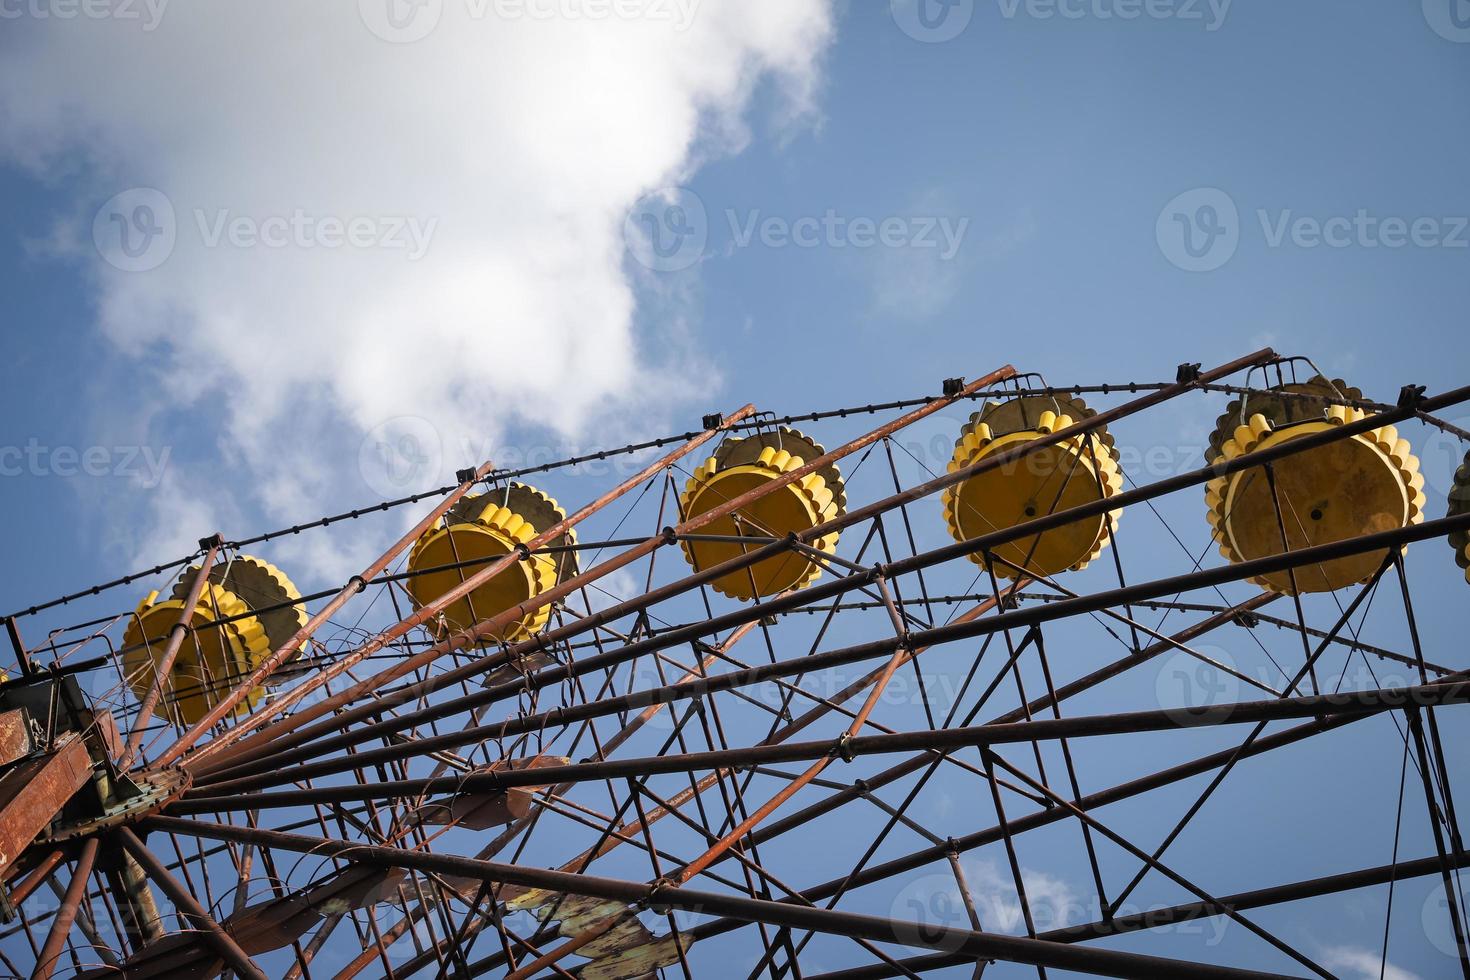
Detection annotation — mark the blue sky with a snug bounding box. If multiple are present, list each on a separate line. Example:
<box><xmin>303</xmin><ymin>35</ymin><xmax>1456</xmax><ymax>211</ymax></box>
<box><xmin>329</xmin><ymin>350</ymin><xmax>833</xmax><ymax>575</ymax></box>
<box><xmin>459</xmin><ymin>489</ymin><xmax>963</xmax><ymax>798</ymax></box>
<box><xmin>1</xmin><ymin>1</ymin><xmax>1469</xmax><ymax>976</ymax></box>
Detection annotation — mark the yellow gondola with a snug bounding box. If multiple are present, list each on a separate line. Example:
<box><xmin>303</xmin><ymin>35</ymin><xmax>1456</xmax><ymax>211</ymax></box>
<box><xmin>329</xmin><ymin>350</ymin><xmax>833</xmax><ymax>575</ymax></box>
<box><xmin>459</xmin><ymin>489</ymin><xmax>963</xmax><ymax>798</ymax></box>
<box><xmin>677</xmin><ymin>428</ymin><xmax>845</xmax><ymax>601</ymax></box>
<box><xmin>1449</xmin><ymin>450</ymin><xmax>1470</xmax><ymax>585</ymax></box>
<box><xmin>941</xmin><ymin>396</ymin><xmax>1122</xmax><ymax>580</ymax></box>
<box><xmin>123</xmin><ymin>555</ymin><xmax>303</xmax><ymax>726</ymax></box>
<box><xmin>1204</xmin><ymin>377</ymin><xmax>1426</xmax><ymax>594</ymax></box>
<box><xmin>405</xmin><ymin>482</ymin><xmax>575</xmax><ymax>644</ymax></box>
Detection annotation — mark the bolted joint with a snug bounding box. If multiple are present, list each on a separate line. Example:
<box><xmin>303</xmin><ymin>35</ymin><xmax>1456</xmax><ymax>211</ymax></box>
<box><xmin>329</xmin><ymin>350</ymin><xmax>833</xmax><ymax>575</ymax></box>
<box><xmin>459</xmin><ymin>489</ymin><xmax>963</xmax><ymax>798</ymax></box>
<box><xmin>660</xmin><ymin>526</ymin><xmax>678</xmax><ymax>545</ymax></box>
<box><xmin>198</xmin><ymin>533</ymin><xmax>224</xmax><ymax>551</ymax></box>
<box><xmin>513</xmin><ymin>542</ymin><xmax>532</xmax><ymax>560</ymax></box>
<box><xmin>1175</xmin><ymin>362</ymin><xmax>1202</xmax><ymax>385</ymax></box>
<box><xmin>833</xmin><ymin>732</ymin><xmax>856</xmax><ymax>764</ymax></box>
<box><xmin>1397</xmin><ymin>384</ymin><xmax>1427</xmax><ymax>410</ymax></box>
<box><xmin>645</xmin><ymin>878</ymin><xmax>676</xmax><ymax>915</ymax></box>
<box><xmin>347</xmin><ymin>574</ymin><xmax>369</xmax><ymax>594</ymax></box>
<box><xmin>455</xmin><ymin>466</ymin><xmax>478</xmax><ymax>485</ymax></box>
<box><xmin>1232</xmin><ymin>610</ymin><xmax>1260</xmax><ymax>629</ymax></box>
<box><xmin>702</xmin><ymin>412</ymin><xmax>723</xmax><ymax>430</ymax></box>
<box><xmin>942</xmin><ymin>377</ymin><xmax>965</xmax><ymax>398</ymax></box>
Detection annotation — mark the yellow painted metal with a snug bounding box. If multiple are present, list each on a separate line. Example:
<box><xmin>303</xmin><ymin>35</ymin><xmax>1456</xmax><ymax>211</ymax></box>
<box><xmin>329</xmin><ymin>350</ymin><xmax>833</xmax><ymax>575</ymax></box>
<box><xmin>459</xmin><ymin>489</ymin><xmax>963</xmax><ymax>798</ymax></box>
<box><xmin>169</xmin><ymin>555</ymin><xmax>309</xmax><ymax>661</ymax></box>
<box><xmin>506</xmin><ymin>890</ymin><xmax>688</xmax><ymax>980</ymax></box>
<box><xmin>405</xmin><ymin>482</ymin><xmax>568</xmax><ymax>644</ymax></box>
<box><xmin>677</xmin><ymin>427</ymin><xmax>845</xmax><ymax>602</ymax></box>
<box><xmin>122</xmin><ymin>583</ymin><xmax>271</xmax><ymax>726</ymax></box>
<box><xmin>1206</xmin><ymin>399</ymin><xmax>1426</xmax><ymax>595</ymax></box>
<box><xmin>941</xmin><ymin>396</ymin><xmax>1122</xmax><ymax>580</ymax></box>
<box><xmin>1446</xmin><ymin>450</ymin><xmax>1470</xmax><ymax>585</ymax></box>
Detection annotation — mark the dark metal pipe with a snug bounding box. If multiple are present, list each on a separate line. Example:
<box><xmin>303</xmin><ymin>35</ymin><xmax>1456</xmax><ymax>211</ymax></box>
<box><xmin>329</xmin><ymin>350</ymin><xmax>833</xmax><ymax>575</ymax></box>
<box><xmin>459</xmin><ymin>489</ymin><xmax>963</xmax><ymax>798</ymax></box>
<box><xmin>176</xmin><ymin>678</ymin><xmax>1470</xmax><ymax>811</ymax></box>
<box><xmin>203</xmin><ymin>356</ymin><xmax>1287</xmax><ymax>773</ymax></box>
<box><xmin>209</xmin><ymin>370</ymin><xmax>1470</xmax><ymax>781</ymax></box>
<box><xmin>805</xmin><ymin>849</ymin><xmax>1470</xmax><ymax>979</ymax></box>
<box><xmin>139</xmin><ymin>816</ymin><xmax>1289</xmax><ymax>980</ymax></box>
<box><xmin>194</xmin><ymin>511</ymin><xmax>1470</xmax><ymax>795</ymax></box>
<box><xmin>118</xmin><ymin>828</ymin><xmax>266</xmax><ymax>980</ymax></box>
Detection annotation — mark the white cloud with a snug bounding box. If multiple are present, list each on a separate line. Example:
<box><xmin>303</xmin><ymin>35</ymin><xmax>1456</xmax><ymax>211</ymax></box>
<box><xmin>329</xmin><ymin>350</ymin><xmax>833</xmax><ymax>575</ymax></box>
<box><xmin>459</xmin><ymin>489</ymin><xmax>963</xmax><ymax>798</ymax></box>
<box><xmin>963</xmin><ymin>859</ymin><xmax>1081</xmax><ymax>934</ymax></box>
<box><xmin>0</xmin><ymin>0</ymin><xmax>832</xmax><ymax>579</ymax></box>
<box><xmin>1320</xmin><ymin>945</ymin><xmax>1421</xmax><ymax>980</ymax></box>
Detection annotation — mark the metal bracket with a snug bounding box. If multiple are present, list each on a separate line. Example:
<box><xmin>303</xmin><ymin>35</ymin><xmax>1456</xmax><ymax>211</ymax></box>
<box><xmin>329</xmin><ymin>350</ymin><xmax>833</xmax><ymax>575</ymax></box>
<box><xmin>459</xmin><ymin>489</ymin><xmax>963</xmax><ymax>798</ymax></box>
<box><xmin>833</xmin><ymin>733</ymin><xmax>855</xmax><ymax>763</ymax></box>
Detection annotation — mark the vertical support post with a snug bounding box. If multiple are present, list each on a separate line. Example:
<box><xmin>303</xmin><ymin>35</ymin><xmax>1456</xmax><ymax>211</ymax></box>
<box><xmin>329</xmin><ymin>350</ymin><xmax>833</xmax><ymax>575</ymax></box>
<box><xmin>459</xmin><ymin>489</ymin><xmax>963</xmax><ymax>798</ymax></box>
<box><xmin>118</xmin><ymin>828</ymin><xmax>266</xmax><ymax>980</ymax></box>
<box><xmin>120</xmin><ymin>536</ymin><xmax>222</xmax><ymax>769</ymax></box>
<box><xmin>33</xmin><ymin>837</ymin><xmax>99</xmax><ymax>980</ymax></box>
<box><xmin>4</xmin><ymin>617</ymin><xmax>31</xmax><ymax>678</ymax></box>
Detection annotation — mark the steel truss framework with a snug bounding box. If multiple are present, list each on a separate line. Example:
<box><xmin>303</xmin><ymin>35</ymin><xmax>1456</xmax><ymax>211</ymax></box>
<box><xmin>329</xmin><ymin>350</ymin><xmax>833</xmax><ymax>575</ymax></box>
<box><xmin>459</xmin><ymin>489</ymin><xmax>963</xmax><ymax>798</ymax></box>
<box><xmin>1</xmin><ymin>347</ymin><xmax>1468</xmax><ymax>979</ymax></box>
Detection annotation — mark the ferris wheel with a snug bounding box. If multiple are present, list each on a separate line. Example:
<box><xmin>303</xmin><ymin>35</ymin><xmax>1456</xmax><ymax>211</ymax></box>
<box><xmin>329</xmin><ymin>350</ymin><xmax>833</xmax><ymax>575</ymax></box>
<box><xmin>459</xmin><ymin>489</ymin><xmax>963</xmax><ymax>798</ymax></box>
<box><xmin>1</xmin><ymin>346</ymin><xmax>1468</xmax><ymax>979</ymax></box>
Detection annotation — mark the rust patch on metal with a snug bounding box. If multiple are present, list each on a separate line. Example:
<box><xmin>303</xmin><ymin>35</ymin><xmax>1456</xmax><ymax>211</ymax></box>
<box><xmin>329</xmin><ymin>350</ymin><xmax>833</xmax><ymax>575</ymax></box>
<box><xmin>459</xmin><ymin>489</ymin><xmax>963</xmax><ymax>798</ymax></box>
<box><xmin>0</xmin><ymin>734</ymin><xmax>92</xmax><ymax>877</ymax></box>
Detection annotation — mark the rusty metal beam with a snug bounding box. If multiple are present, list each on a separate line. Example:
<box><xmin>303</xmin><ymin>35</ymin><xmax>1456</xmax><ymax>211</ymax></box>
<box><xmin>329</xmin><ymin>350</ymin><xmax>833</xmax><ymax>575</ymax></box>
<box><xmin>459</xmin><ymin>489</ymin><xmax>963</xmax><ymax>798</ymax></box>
<box><xmin>805</xmin><ymin>849</ymin><xmax>1470</xmax><ymax>979</ymax></box>
<box><xmin>141</xmin><ymin>816</ymin><xmax>1289</xmax><ymax>980</ymax></box>
<box><xmin>189</xmin><ymin>403</ymin><xmax>763</xmax><ymax>773</ymax></box>
<box><xmin>120</xmin><ymin>538</ymin><xmax>220</xmax><ymax>768</ymax></box>
<box><xmin>0</xmin><ymin>709</ymin><xmax>32</xmax><ymax>768</ymax></box>
<box><xmin>191</xmin><ymin>508</ymin><xmax>1470</xmax><ymax>797</ymax></box>
<box><xmin>32</xmin><ymin>836</ymin><xmax>98</xmax><ymax>980</ymax></box>
<box><xmin>175</xmin><ymin>677</ymin><xmax>1470</xmax><ymax>812</ymax></box>
<box><xmin>150</xmin><ymin>460</ymin><xmax>499</xmax><ymax>769</ymax></box>
<box><xmin>0</xmin><ymin>735</ymin><xmax>91</xmax><ymax>879</ymax></box>
<box><xmin>190</xmin><ymin>367</ymin><xmax>1018</xmax><ymax>774</ymax></box>
<box><xmin>117</xmin><ymin>828</ymin><xmax>266</xmax><ymax>980</ymax></box>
